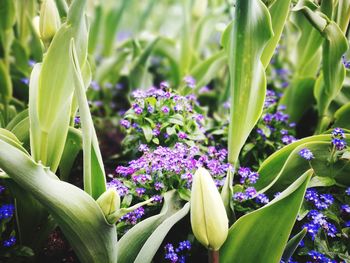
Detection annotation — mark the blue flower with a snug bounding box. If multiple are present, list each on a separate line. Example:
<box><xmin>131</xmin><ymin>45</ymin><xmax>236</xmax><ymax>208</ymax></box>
<box><xmin>299</xmin><ymin>148</ymin><xmax>314</xmax><ymax>161</ymax></box>
<box><xmin>0</xmin><ymin>204</ymin><xmax>15</xmax><ymax>219</ymax></box>
<box><xmin>305</xmin><ymin>188</ymin><xmax>318</xmax><ymax>202</ymax></box>
<box><xmin>346</xmin><ymin>187</ymin><xmax>350</xmax><ymax>196</ymax></box>
<box><xmin>255</xmin><ymin>193</ymin><xmax>269</xmax><ymax>204</ymax></box>
<box><xmin>341</xmin><ymin>204</ymin><xmax>350</xmax><ymax>213</ymax></box>
<box><xmin>3</xmin><ymin>236</ymin><xmax>16</xmax><ymax>247</ymax></box>
<box><xmin>120</xmin><ymin>119</ymin><xmax>130</xmax><ymax>129</ymax></box>
<box><xmin>233</xmin><ymin>192</ymin><xmax>247</xmax><ymax>202</ymax></box>
<box><xmin>331</xmin><ymin>127</ymin><xmax>345</xmax><ymax>138</ymax></box>
<box><xmin>331</xmin><ymin>138</ymin><xmax>346</xmax><ymax>151</ymax></box>
<box><xmin>308</xmin><ymin>250</ymin><xmax>336</xmax><ymax>263</ymax></box>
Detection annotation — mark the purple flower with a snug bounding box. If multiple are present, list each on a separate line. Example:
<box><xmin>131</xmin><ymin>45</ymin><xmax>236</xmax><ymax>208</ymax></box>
<box><xmin>120</xmin><ymin>207</ymin><xmax>145</xmax><ymax>225</ymax></box>
<box><xmin>161</xmin><ymin>106</ymin><xmax>170</xmax><ymax>114</ymax></box>
<box><xmin>332</xmin><ymin>127</ymin><xmax>345</xmax><ymax>138</ymax></box>
<box><xmin>177</xmin><ymin>240</ymin><xmax>191</xmax><ymax>252</ymax></box>
<box><xmin>245</xmin><ymin>187</ymin><xmax>257</xmax><ymax>198</ymax></box>
<box><xmin>139</xmin><ymin>144</ymin><xmax>149</xmax><ymax>152</ymax></box>
<box><xmin>147</xmin><ymin>105</ymin><xmax>154</xmax><ymax>113</ymax></box>
<box><xmin>308</xmin><ymin>250</ymin><xmax>336</xmax><ymax>263</ymax></box>
<box><xmin>299</xmin><ymin>148</ymin><xmax>314</xmax><ymax>161</ymax></box>
<box><xmin>303</xmin><ymin>222</ymin><xmax>320</xmax><ymax>240</ymax></box>
<box><xmin>120</xmin><ymin>119</ymin><xmax>131</xmax><ymax>129</ymax></box>
<box><xmin>331</xmin><ymin>138</ymin><xmax>346</xmax><ymax>151</ymax></box>
<box><xmin>281</xmin><ymin>135</ymin><xmax>296</xmax><ymax>145</ymax></box>
<box><xmin>233</xmin><ymin>192</ymin><xmax>247</xmax><ymax>202</ymax></box>
<box><xmin>133</xmin><ymin>105</ymin><xmax>143</xmax><ymax>115</ymax></box>
<box><xmin>255</xmin><ymin>193</ymin><xmax>269</xmax><ymax>204</ymax></box>
<box><xmin>263</xmin><ymin>113</ymin><xmax>274</xmax><ymax>123</ymax></box>
<box><xmin>160</xmin><ymin>81</ymin><xmax>169</xmax><ymax>89</ymax></box>
<box><xmin>20</xmin><ymin>78</ymin><xmax>29</xmax><ymax>85</ymax></box>
<box><xmin>90</xmin><ymin>81</ymin><xmax>100</xmax><ymax>91</ymax></box>
<box><xmin>152</xmin><ymin>195</ymin><xmax>163</xmax><ymax>203</ymax></box>
<box><xmin>184</xmin><ymin>76</ymin><xmax>196</xmax><ymax>88</ymax></box>
<box><xmin>135</xmin><ymin>188</ymin><xmax>146</xmax><ymax>196</ymax></box>
<box><xmin>305</xmin><ymin>188</ymin><xmax>318</xmax><ymax>202</ymax></box>
<box><xmin>74</xmin><ymin>116</ymin><xmax>80</xmax><ymax>125</ymax></box>
<box><xmin>341</xmin><ymin>204</ymin><xmax>350</xmax><ymax>213</ymax></box>
<box><xmin>178</xmin><ymin>132</ymin><xmax>188</xmax><ymax>139</ymax></box>
<box><xmin>346</xmin><ymin>187</ymin><xmax>350</xmax><ymax>195</ymax></box>
<box><xmin>315</xmin><ymin>194</ymin><xmax>334</xmax><ymax>210</ymax></box>
<box><xmin>116</xmin><ymin>166</ymin><xmax>135</xmax><ymax>177</ymax></box>
<box><xmin>154</xmin><ymin>182</ymin><xmax>164</xmax><ymax>191</ymax></box>
<box><xmin>107</xmin><ymin>179</ymin><xmax>129</xmax><ymax>196</ymax></box>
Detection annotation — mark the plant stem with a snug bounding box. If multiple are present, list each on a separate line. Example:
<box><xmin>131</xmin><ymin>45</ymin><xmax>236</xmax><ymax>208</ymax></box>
<box><xmin>208</xmin><ymin>250</ymin><xmax>219</xmax><ymax>263</ymax></box>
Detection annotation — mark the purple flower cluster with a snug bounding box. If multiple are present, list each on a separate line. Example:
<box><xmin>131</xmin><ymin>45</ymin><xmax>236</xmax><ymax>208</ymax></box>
<box><xmin>121</xmin><ymin>85</ymin><xmax>206</xmax><ymax>149</ymax></box>
<box><xmin>299</xmin><ymin>148</ymin><xmax>314</xmax><ymax>161</ymax></box>
<box><xmin>331</xmin><ymin>128</ymin><xmax>347</xmax><ymax>151</ymax></box>
<box><xmin>119</xmin><ymin>207</ymin><xmax>145</xmax><ymax>225</ymax></box>
<box><xmin>307</xmin><ymin>250</ymin><xmax>337</xmax><ymax>263</ymax></box>
<box><xmin>305</xmin><ymin>189</ymin><xmax>334</xmax><ymax>210</ymax></box>
<box><xmin>342</xmin><ymin>55</ymin><xmax>350</xmax><ymax>69</ymax></box>
<box><xmin>115</xmin><ymin>143</ymin><xmax>230</xmax><ymax>186</ymax></box>
<box><xmin>264</xmin><ymin>89</ymin><xmax>278</xmax><ymax>108</ymax></box>
<box><xmin>164</xmin><ymin>240</ymin><xmax>191</xmax><ymax>263</ymax></box>
<box><xmin>303</xmin><ymin>210</ymin><xmax>337</xmax><ymax>240</ymax></box>
<box><xmin>107</xmin><ymin>178</ymin><xmax>129</xmax><ymax>196</ymax></box>
<box><xmin>232</xmin><ymin>167</ymin><xmax>269</xmax><ymax>205</ymax></box>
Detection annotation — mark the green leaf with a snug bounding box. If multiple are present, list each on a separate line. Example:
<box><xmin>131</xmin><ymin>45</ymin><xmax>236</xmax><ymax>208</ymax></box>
<box><xmin>141</xmin><ymin>125</ymin><xmax>153</xmax><ymax>143</ymax></box>
<box><xmin>0</xmin><ymin>0</ymin><xmax>16</xmax><ymax>30</ymax></box>
<box><xmin>279</xmin><ymin>77</ymin><xmax>315</xmax><ymax>122</ymax></box>
<box><xmin>0</xmin><ymin>138</ymin><xmax>118</xmax><ymax>263</ymax></box>
<box><xmin>334</xmin><ymin>103</ymin><xmax>350</xmax><ymax>129</ymax></box>
<box><xmin>220</xmin><ymin>170</ymin><xmax>312</xmax><ymax>263</ymax></box>
<box><xmin>0</xmin><ymin>60</ymin><xmax>12</xmax><ymax>102</ymax></box>
<box><xmin>59</xmin><ymin>127</ymin><xmax>82</xmax><ymax>182</ymax></box>
<box><xmin>6</xmin><ymin>109</ymin><xmax>29</xmax><ymax>146</ymax></box>
<box><xmin>190</xmin><ymin>50</ymin><xmax>226</xmax><ymax>91</ymax></box>
<box><xmin>282</xmin><ymin>228</ymin><xmax>307</xmax><ymax>262</ymax></box>
<box><xmin>118</xmin><ymin>191</ymin><xmax>188</xmax><ymax>263</ymax></box>
<box><xmin>261</xmin><ymin>0</ymin><xmax>292</xmax><ymax>68</ymax></box>
<box><xmin>334</xmin><ymin>0</ymin><xmax>350</xmax><ymax>32</ymax></box>
<box><xmin>222</xmin><ymin>0</ymin><xmax>273</xmax><ymax>164</ymax></box>
<box><xmin>70</xmin><ymin>40</ymin><xmax>106</xmax><ymax>199</ymax></box>
<box><xmin>257</xmin><ymin>134</ymin><xmax>350</xmax><ymax>193</ymax></box>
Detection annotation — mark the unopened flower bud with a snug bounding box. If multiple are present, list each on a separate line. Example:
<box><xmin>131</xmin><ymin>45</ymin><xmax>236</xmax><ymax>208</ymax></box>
<box><xmin>39</xmin><ymin>0</ymin><xmax>61</xmax><ymax>42</ymax></box>
<box><xmin>190</xmin><ymin>167</ymin><xmax>228</xmax><ymax>251</ymax></box>
<box><xmin>192</xmin><ymin>0</ymin><xmax>208</xmax><ymax>18</ymax></box>
<box><xmin>96</xmin><ymin>189</ymin><xmax>120</xmax><ymax>218</ymax></box>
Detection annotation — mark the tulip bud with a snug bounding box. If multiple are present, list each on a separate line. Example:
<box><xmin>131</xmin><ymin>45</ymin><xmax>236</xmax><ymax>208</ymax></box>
<box><xmin>39</xmin><ymin>0</ymin><xmax>61</xmax><ymax>43</ymax></box>
<box><xmin>96</xmin><ymin>189</ymin><xmax>120</xmax><ymax>218</ymax></box>
<box><xmin>190</xmin><ymin>167</ymin><xmax>228</xmax><ymax>251</ymax></box>
<box><xmin>32</xmin><ymin>16</ymin><xmax>41</xmax><ymax>37</ymax></box>
<box><xmin>192</xmin><ymin>0</ymin><xmax>208</xmax><ymax>18</ymax></box>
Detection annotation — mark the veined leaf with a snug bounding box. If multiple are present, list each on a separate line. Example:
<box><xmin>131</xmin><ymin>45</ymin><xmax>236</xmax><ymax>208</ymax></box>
<box><xmin>257</xmin><ymin>134</ymin><xmax>350</xmax><ymax>193</ymax></box>
<box><xmin>222</xmin><ymin>0</ymin><xmax>273</xmax><ymax>164</ymax></box>
<box><xmin>0</xmin><ymin>138</ymin><xmax>118</xmax><ymax>263</ymax></box>
<box><xmin>6</xmin><ymin>109</ymin><xmax>30</xmax><ymax>146</ymax></box>
<box><xmin>118</xmin><ymin>191</ymin><xmax>187</xmax><ymax>263</ymax></box>
<box><xmin>220</xmin><ymin>170</ymin><xmax>312</xmax><ymax>263</ymax></box>
<box><xmin>70</xmin><ymin>40</ymin><xmax>106</xmax><ymax>199</ymax></box>
<box><xmin>261</xmin><ymin>0</ymin><xmax>291</xmax><ymax>68</ymax></box>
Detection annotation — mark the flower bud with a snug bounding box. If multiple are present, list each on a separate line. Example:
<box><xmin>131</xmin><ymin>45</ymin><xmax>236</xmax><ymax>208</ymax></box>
<box><xmin>192</xmin><ymin>0</ymin><xmax>208</xmax><ymax>18</ymax></box>
<box><xmin>32</xmin><ymin>16</ymin><xmax>41</xmax><ymax>37</ymax></box>
<box><xmin>190</xmin><ymin>167</ymin><xmax>228</xmax><ymax>251</ymax></box>
<box><xmin>39</xmin><ymin>0</ymin><xmax>61</xmax><ymax>43</ymax></box>
<box><xmin>96</xmin><ymin>189</ymin><xmax>120</xmax><ymax>218</ymax></box>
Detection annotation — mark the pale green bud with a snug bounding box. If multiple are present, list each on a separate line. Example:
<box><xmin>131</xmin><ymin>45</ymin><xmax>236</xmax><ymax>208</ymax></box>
<box><xmin>96</xmin><ymin>189</ymin><xmax>120</xmax><ymax>218</ymax></box>
<box><xmin>39</xmin><ymin>0</ymin><xmax>61</xmax><ymax>42</ymax></box>
<box><xmin>190</xmin><ymin>167</ymin><xmax>228</xmax><ymax>251</ymax></box>
<box><xmin>32</xmin><ymin>16</ymin><xmax>41</xmax><ymax>37</ymax></box>
<box><xmin>192</xmin><ymin>0</ymin><xmax>208</xmax><ymax>18</ymax></box>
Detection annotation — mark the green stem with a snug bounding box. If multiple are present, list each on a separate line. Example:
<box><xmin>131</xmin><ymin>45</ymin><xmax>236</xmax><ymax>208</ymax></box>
<box><xmin>208</xmin><ymin>250</ymin><xmax>219</xmax><ymax>263</ymax></box>
<box><xmin>40</xmin><ymin>131</ymin><xmax>49</xmax><ymax>165</ymax></box>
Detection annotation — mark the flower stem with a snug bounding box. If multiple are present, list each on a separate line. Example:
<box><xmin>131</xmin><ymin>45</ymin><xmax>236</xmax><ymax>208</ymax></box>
<box><xmin>208</xmin><ymin>250</ymin><xmax>219</xmax><ymax>263</ymax></box>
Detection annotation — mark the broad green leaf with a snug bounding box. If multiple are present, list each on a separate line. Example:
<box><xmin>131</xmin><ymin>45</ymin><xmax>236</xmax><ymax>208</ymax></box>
<box><xmin>6</xmin><ymin>109</ymin><xmax>29</xmax><ymax>146</ymax></box>
<box><xmin>0</xmin><ymin>0</ymin><xmax>16</xmax><ymax>30</ymax></box>
<box><xmin>179</xmin><ymin>0</ymin><xmax>192</xmax><ymax>77</ymax></box>
<box><xmin>102</xmin><ymin>1</ymin><xmax>129</xmax><ymax>56</ymax></box>
<box><xmin>118</xmin><ymin>191</ymin><xmax>185</xmax><ymax>263</ymax></box>
<box><xmin>88</xmin><ymin>3</ymin><xmax>102</xmax><ymax>54</ymax></box>
<box><xmin>334</xmin><ymin>103</ymin><xmax>350</xmax><ymax>129</ymax></box>
<box><xmin>30</xmin><ymin>0</ymin><xmax>89</xmax><ymax>172</ymax></box>
<box><xmin>257</xmin><ymin>135</ymin><xmax>350</xmax><ymax>193</ymax></box>
<box><xmin>222</xmin><ymin>0</ymin><xmax>273</xmax><ymax>164</ymax></box>
<box><xmin>334</xmin><ymin>0</ymin><xmax>350</xmax><ymax>33</ymax></box>
<box><xmin>141</xmin><ymin>125</ymin><xmax>153</xmax><ymax>143</ymax></box>
<box><xmin>190</xmin><ymin>50</ymin><xmax>226</xmax><ymax>91</ymax></box>
<box><xmin>220</xmin><ymin>170</ymin><xmax>312</xmax><ymax>263</ymax></box>
<box><xmin>261</xmin><ymin>0</ymin><xmax>292</xmax><ymax>68</ymax></box>
<box><xmin>256</xmin><ymin>134</ymin><xmax>329</xmax><ymax>191</ymax></box>
<box><xmin>59</xmin><ymin>127</ymin><xmax>82</xmax><ymax>182</ymax></box>
<box><xmin>0</xmin><ymin>60</ymin><xmax>12</xmax><ymax>103</ymax></box>
<box><xmin>37</xmin><ymin>0</ymin><xmax>88</xmax><ymax>132</ymax></box>
<box><xmin>15</xmin><ymin>0</ymin><xmax>37</xmax><ymax>47</ymax></box>
<box><xmin>129</xmin><ymin>38</ymin><xmax>159</xmax><ymax>90</ymax></box>
<box><xmin>279</xmin><ymin>77</ymin><xmax>315</xmax><ymax>122</ymax></box>
<box><xmin>282</xmin><ymin>228</ymin><xmax>307</xmax><ymax>262</ymax></box>
<box><xmin>70</xmin><ymin>41</ymin><xmax>106</xmax><ymax>199</ymax></box>
<box><xmin>0</xmin><ymin>138</ymin><xmax>118</xmax><ymax>263</ymax></box>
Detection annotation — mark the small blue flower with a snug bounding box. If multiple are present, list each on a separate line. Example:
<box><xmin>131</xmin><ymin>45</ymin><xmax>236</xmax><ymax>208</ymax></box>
<box><xmin>308</xmin><ymin>250</ymin><xmax>336</xmax><ymax>263</ymax></box>
<box><xmin>245</xmin><ymin>187</ymin><xmax>257</xmax><ymax>198</ymax></box>
<box><xmin>162</xmin><ymin>106</ymin><xmax>170</xmax><ymax>114</ymax></box>
<box><xmin>0</xmin><ymin>204</ymin><xmax>15</xmax><ymax>219</ymax></box>
<box><xmin>331</xmin><ymin>127</ymin><xmax>345</xmax><ymax>138</ymax></box>
<box><xmin>183</xmin><ymin>76</ymin><xmax>196</xmax><ymax>89</ymax></box>
<box><xmin>255</xmin><ymin>193</ymin><xmax>269</xmax><ymax>204</ymax></box>
<box><xmin>233</xmin><ymin>192</ymin><xmax>247</xmax><ymax>202</ymax></box>
<box><xmin>341</xmin><ymin>204</ymin><xmax>350</xmax><ymax>213</ymax></box>
<box><xmin>331</xmin><ymin>138</ymin><xmax>347</xmax><ymax>151</ymax></box>
<box><xmin>120</xmin><ymin>119</ymin><xmax>130</xmax><ymax>129</ymax></box>
<box><xmin>346</xmin><ymin>187</ymin><xmax>350</xmax><ymax>195</ymax></box>
<box><xmin>305</xmin><ymin>188</ymin><xmax>318</xmax><ymax>202</ymax></box>
<box><xmin>299</xmin><ymin>148</ymin><xmax>314</xmax><ymax>161</ymax></box>
<box><xmin>3</xmin><ymin>236</ymin><xmax>16</xmax><ymax>247</ymax></box>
